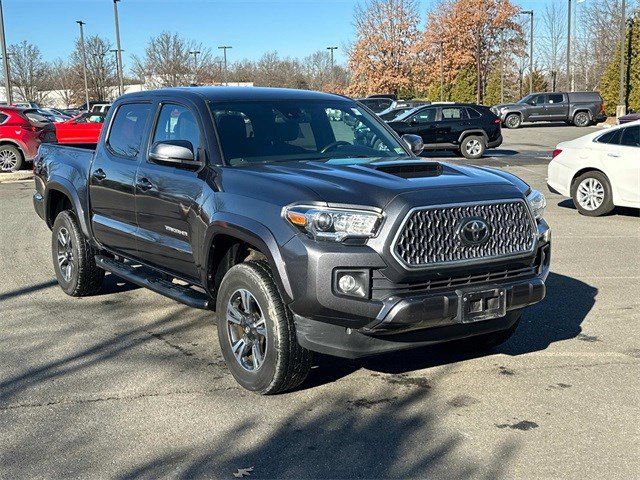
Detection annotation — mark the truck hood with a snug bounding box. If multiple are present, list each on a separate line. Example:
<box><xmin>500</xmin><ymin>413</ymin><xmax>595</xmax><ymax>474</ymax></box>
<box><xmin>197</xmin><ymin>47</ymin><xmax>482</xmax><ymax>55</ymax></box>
<box><xmin>222</xmin><ymin>156</ymin><xmax>528</xmax><ymax>209</ymax></box>
<box><xmin>493</xmin><ymin>103</ymin><xmax>523</xmax><ymax>110</ymax></box>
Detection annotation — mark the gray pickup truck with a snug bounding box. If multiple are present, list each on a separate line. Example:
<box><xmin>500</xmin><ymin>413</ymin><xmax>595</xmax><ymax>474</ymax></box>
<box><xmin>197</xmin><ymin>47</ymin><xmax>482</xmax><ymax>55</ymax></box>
<box><xmin>492</xmin><ymin>91</ymin><xmax>606</xmax><ymax>129</ymax></box>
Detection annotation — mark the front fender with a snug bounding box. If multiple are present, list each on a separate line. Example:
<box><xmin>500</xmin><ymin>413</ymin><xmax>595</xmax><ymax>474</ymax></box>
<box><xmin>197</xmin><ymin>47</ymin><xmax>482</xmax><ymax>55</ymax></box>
<box><xmin>204</xmin><ymin>212</ymin><xmax>294</xmax><ymax>303</ymax></box>
<box><xmin>45</xmin><ymin>177</ymin><xmax>91</xmax><ymax>237</ymax></box>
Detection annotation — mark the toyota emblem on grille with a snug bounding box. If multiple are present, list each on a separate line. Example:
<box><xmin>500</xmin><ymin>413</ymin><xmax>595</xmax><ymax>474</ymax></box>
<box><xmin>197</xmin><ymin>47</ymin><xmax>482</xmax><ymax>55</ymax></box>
<box><xmin>458</xmin><ymin>217</ymin><xmax>491</xmax><ymax>246</ymax></box>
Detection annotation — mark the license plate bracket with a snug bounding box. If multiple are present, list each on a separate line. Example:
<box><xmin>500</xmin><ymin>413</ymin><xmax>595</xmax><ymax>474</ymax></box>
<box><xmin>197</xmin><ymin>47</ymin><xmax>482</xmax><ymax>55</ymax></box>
<box><xmin>458</xmin><ymin>287</ymin><xmax>507</xmax><ymax>323</ymax></box>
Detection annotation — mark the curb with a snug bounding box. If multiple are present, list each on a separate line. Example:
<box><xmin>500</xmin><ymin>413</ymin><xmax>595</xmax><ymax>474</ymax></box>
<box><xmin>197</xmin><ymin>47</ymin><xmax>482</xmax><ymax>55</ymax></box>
<box><xmin>0</xmin><ymin>171</ymin><xmax>34</xmax><ymax>184</ymax></box>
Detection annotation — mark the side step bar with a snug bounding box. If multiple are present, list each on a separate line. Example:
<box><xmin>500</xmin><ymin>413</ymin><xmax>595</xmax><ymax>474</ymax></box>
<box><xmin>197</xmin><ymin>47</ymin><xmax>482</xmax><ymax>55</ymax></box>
<box><xmin>95</xmin><ymin>255</ymin><xmax>210</xmax><ymax>310</ymax></box>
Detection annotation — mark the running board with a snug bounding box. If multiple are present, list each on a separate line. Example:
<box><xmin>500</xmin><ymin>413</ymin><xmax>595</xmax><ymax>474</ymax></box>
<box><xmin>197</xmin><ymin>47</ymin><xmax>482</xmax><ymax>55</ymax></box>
<box><xmin>95</xmin><ymin>255</ymin><xmax>210</xmax><ymax>310</ymax></box>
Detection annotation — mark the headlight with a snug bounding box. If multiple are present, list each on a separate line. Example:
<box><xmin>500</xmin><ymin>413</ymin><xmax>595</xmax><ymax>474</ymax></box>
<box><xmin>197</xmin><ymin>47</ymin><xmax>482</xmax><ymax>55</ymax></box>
<box><xmin>527</xmin><ymin>189</ymin><xmax>546</xmax><ymax>219</ymax></box>
<box><xmin>284</xmin><ymin>205</ymin><xmax>383</xmax><ymax>242</ymax></box>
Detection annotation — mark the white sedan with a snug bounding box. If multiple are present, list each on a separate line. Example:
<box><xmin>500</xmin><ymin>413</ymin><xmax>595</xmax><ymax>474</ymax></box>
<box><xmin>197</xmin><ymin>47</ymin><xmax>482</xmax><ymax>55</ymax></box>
<box><xmin>547</xmin><ymin>120</ymin><xmax>640</xmax><ymax>216</ymax></box>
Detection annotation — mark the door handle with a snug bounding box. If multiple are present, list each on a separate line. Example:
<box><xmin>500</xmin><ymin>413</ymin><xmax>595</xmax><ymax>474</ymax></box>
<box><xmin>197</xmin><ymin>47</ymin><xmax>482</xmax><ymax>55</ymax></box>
<box><xmin>92</xmin><ymin>168</ymin><xmax>106</xmax><ymax>181</ymax></box>
<box><xmin>136</xmin><ymin>177</ymin><xmax>154</xmax><ymax>191</ymax></box>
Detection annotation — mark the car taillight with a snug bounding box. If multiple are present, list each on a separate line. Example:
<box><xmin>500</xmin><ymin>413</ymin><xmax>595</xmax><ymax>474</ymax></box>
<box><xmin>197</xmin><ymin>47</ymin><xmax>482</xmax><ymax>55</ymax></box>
<box><xmin>552</xmin><ymin>149</ymin><xmax>562</xmax><ymax>159</ymax></box>
<box><xmin>493</xmin><ymin>118</ymin><xmax>501</xmax><ymax>124</ymax></box>
<box><xmin>24</xmin><ymin>124</ymin><xmax>39</xmax><ymax>132</ymax></box>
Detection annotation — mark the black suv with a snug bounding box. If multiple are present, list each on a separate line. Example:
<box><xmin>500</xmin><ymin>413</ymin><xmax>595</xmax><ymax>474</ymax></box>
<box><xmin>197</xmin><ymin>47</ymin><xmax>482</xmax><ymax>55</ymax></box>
<box><xmin>387</xmin><ymin>103</ymin><xmax>502</xmax><ymax>159</ymax></box>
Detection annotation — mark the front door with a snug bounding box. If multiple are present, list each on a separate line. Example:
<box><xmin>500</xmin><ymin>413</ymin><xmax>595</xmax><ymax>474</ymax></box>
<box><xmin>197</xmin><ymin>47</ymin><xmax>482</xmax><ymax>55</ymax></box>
<box><xmin>527</xmin><ymin>94</ymin><xmax>548</xmax><ymax>121</ymax></box>
<box><xmin>405</xmin><ymin>107</ymin><xmax>439</xmax><ymax>145</ymax></box>
<box><xmin>612</xmin><ymin>125</ymin><xmax>640</xmax><ymax>204</ymax></box>
<box><xmin>135</xmin><ymin>102</ymin><xmax>205</xmax><ymax>281</ymax></box>
<box><xmin>88</xmin><ymin>102</ymin><xmax>152</xmax><ymax>257</ymax></box>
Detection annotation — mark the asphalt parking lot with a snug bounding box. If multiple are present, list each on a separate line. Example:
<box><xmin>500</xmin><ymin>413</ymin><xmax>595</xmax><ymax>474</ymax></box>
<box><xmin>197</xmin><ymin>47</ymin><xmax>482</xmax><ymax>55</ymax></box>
<box><xmin>1</xmin><ymin>124</ymin><xmax>638</xmax><ymax>479</ymax></box>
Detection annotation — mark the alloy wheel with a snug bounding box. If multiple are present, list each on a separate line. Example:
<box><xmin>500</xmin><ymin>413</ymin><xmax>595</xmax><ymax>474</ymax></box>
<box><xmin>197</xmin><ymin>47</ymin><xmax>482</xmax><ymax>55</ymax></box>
<box><xmin>576</xmin><ymin>177</ymin><xmax>605</xmax><ymax>211</ymax></box>
<box><xmin>506</xmin><ymin>115</ymin><xmax>520</xmax><ymax>128</ymax></box>
<box><xmin>0</xmin><ymin>149</ymin><xmax>18</xmax><ymax>172</ymax></box>
<box><xmin>56</xmin><ymin>227</ymin><xmax>74</xmax><ymax>282</ymax></box>
<box><xmin>226</xmin><ymin>288</ymin><xmax>267</xmax><ymax>372</ymax></box>
<box><xmin>465</xmin><ymin>139</ymin><xmax>482</xmax><ymax>156</ymax></box>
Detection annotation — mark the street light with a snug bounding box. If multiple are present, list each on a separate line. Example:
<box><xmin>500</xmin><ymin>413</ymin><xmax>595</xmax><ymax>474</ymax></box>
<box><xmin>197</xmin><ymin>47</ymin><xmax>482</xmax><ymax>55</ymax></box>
<box><xmin>218</xmin><ymin>45</ymin><xmax>232</xmax><ymax>86</ymax></box>
<box><xmin>189</xmin><ymin>50</ymin><xmax>200</xmax><ymax>84</ymax></box>
<box><xmin>617</xmin><ymin>0</ymin><xmax>627</xmax><ymax>117</ymax></box>
<box><xmin>567</xmin><ymin>0</ymin><xmax>572</xmax><ymax>90</ymax></box>
<box><xmin>112</xmin><ymin>0</ymin><xmax>124</xmax><ymax>96</ymax></box>
<box><xmin>76</xmin><ymin>20</ymin><xmax>90</xmax><ymax>112</ymax></box>
<box><xmin>0</xmin><ymin>0</ymin><xmax>12</xmax><ymax>104</ymax></box>
<box><xmin>519</xmin><ymin>10</ymin><xmax>534</xmax><ymax>95</ymax></box>
<box><xmin>326</xmin><ymin>46</ymin><xmax>337</xmax><ymax>67</ymax></box>
<box><xmin>438</xmin><ymin>42</ymin><xmax>444</xmax><ymax>102</ymax></box>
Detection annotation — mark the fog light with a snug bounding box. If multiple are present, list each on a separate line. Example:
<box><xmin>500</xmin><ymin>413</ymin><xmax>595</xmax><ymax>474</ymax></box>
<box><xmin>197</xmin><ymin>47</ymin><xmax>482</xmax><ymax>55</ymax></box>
<box><xmin>338</xmin><ymin>274</ymin><xmax>357</xmax><ymax>293</ymax></box>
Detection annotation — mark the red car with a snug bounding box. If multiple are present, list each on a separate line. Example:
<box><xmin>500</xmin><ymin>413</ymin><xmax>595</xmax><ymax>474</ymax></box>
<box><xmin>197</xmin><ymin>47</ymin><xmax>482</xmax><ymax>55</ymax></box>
<box><xmin>0</xmin><ymin>106</ymin><xmax>55</xmax><ymax>172</ymax></box>
<box><xmin>54</xmin><ymin>113</ymin><xmax>105</xmax><ymax>146</ymax></box>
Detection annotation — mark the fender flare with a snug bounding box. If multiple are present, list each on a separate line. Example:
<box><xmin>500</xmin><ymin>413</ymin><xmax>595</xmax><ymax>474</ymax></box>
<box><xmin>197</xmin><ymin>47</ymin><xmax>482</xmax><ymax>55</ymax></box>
<box><xmin>203</xmin><ymin>212</ymin><xmax>294</xmax><ymax>303</ymax></box>
<box><xmin>44</xmin><ymin>177</ymin><xmax>91</xmax><ymax>237</ymax></box>
<box><xmin>457</xmin><ymin>129</ymin><xmax>488</xmax><ymax>144</ymax></box>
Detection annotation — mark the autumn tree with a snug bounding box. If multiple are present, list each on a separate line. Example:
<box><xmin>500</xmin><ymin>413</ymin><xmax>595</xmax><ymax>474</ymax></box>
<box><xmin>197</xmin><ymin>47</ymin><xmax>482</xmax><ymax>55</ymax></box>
<box><xmin>347</xmin><ymin>0</ymin><xmax>420</xmax><ymax>97</ymax></box>
<box><xmin>8</xmin><ymin>41</ymin><xmax>50</xmax><ymax>103</ymax></box>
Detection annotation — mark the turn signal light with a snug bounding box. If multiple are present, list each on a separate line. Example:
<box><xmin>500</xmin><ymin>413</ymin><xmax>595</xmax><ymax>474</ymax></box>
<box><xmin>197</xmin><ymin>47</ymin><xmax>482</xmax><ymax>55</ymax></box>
<box><xmin>552</xmin><ymin>149</ymin><xmax>562</xmax><ymax>159</ymax></box>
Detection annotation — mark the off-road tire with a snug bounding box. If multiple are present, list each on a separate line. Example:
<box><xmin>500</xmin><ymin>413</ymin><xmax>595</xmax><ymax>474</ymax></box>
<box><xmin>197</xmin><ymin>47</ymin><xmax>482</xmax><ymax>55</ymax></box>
<box><xmin>0</xmin><ymin>144</ymin><xmax>24</xmax><ymax>172</ymax></box>
<box><xmin>570</xmin><ymin>170</ymin><xmax>615</xmax><ymax>217</ymax></box>
<box><xmin>573</xmin><ymin>111</ymin><xmax>591</xmax><ymax>127</ymax></box>
<box><xmin>51</xmin><ymin>210</ymin><xmax>104</xmax><ymax>296</ymax></box>
<box><xmin>504</xmin><ymin>113</ymin><xmax>522</xmax><ymax>129</ymax></box>
<box><xmin>216</xmin><ymin>261</ymin><xmax>312</xmax><ymax>394</ymax></box>
<box><xmin>460</xmin><ymin>135</ymin><xmax>486</xmax><ymax>159</ymax></box>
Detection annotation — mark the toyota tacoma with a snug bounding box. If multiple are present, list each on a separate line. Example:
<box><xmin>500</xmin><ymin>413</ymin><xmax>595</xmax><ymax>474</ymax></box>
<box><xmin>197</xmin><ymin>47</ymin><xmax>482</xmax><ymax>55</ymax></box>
<box><xmin>33</xmin><ymin>87</ymin><xmax>550</xmax><ymax>394</ymax></box>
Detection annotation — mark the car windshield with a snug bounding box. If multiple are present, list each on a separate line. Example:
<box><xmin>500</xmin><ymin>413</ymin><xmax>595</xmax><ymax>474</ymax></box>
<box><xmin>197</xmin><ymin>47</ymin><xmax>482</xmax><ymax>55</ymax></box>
<box><xmin>393</xmin><ymin>107</ymin><xmax>421</xmax><ymax>122</ymax></box>
<box><xmin>210</xmin><ymin>100</ymin><xmax>408</xmax><ymax>166</ymax></box>
<box><xmin>517</xmin><ymin>95</ymin><xmax>533</xmax><ymax>105</ymax></box>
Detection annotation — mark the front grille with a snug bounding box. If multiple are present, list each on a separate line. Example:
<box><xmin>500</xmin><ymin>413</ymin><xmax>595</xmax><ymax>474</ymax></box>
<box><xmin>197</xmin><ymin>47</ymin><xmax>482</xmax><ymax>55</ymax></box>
<box><xmin>393</xmin><ymin>200</ymin><xmax>536</xmax><ymax>268</ymax></box>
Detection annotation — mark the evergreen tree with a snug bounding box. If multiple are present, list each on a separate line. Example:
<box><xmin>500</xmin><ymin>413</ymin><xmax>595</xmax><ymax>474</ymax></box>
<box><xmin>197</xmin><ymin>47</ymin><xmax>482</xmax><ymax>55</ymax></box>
<box><xmin>449</xmin><ymin>67</ymin><xmax>477</xmax><ymax>103</ymax></box>
<box><xmin>484</xmin><ymin>68</ymin><xmax>502</xmax><ymax>106</ymax></box>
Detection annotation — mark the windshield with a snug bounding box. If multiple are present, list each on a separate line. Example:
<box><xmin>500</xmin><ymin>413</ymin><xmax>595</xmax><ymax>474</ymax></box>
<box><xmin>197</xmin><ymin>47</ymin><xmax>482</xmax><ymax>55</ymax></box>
<box><xmin>210</xmin><ymin>100</ymin><xmax>408</xmax><ymax>166</ymax></box>
<box><xmin>517</xmin><ymin>95</ymin><xmax>533</xmax><ymax>105</ymax></box>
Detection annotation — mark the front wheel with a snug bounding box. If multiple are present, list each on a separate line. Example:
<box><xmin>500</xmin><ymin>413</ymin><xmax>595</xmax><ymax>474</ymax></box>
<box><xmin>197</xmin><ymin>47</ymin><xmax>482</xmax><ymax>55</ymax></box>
<box><xmin>460</xmin><ymin>135</ymin><xmax>485</xmax><ymax>159</ymax></box>
<box><xmin>216</xmin><ymin>261</ymin><xmax>312</xmax><ymax>394</ymax></box>
<box><xmin>571</xmin><ymin>171</ymin><xmax>614</xmax><ymax>216</ymax></box>
<box><xmin>51</xmin><ymin>210</ymin><xmax>104</xmax><ymax>296</ymax></box>
<box><xmin>504</xmin><ymin>113</ymin><xmax>521</xmax><ymax>129</ymax></box>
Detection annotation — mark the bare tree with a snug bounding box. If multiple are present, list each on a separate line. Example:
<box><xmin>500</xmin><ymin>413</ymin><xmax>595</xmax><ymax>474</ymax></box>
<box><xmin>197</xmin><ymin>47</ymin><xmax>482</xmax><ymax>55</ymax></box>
<box><xmin>540</xmin><ymin>1</ymin><xmax>566</xmax><ymax>90</ymax></box>
<box><xmin>8</xmin><ymin>40</ymin><xmax>50</xmax><ymax>103</ymax></box>
<box><xmin>70</xmin><ymin>35</ymin><xmax>117</xmax><ymax>102</ymax></box>
<box><xmin>49</xmin><ymin>59</ymin><xmax>74</xmax><ymax>107</ymax></box>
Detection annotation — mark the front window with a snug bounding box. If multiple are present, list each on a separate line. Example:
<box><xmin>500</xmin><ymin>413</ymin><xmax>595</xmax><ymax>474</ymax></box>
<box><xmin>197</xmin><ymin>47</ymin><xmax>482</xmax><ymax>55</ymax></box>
<box><xmin>210</xmin><ymin>100</ymin><xmax>407</xmax><ymax>166</ymax></box>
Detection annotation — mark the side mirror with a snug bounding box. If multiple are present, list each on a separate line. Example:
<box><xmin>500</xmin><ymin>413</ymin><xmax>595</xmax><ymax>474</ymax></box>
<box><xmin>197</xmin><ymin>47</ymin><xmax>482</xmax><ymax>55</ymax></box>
<box><xmin>149</xmin><ymin>140</ymin><xmax>198</xmax><ymax>167</ymax></box>
<box><xmin>401</xmin><ymin>134</ymin><xmax>424</xmax><ymax>156</ymax></box>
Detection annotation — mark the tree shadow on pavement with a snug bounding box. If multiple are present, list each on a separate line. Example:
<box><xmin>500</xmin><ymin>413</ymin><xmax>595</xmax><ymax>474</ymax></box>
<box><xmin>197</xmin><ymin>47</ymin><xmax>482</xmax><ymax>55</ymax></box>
<box><xmin>304</xmin><ymin>272</ymin><xmax>596</xmax><ymax>385</ymax></box>
<box><xmin>117</xmin><ymin>366</ymin><xmax>519</xmax><ymax>480</ymax></box>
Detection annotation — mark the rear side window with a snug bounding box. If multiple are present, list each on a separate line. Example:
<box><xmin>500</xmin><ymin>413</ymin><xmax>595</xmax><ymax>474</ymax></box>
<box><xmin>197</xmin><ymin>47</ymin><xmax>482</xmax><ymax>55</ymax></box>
<box><xmin>0</xmin><ymin>113</ymin><xmax>7</xmax><ymax>124</ymax></box>
<box><xmin>466</xmin><ymin>108</ymin><xmax>482</xmax><ymax>119</ymax></box>
<box><xmin>107</xmin><ymin>103</ymin><xmax>152</xmax><ymax>157</ymax></box>
<box><xmin>596</xmin><ymin>129</ymin><xmax>622</xmax><ymax>145</ymax></box>
<box><xmin>441</xmin><ymin>107</ymin><xmax>467</xmax><ymax>120</ymax></box>
<box><xmin>620</xmin><ymin>126</ymin><xmax>640</xmax><ymax>147</ymax></box>
<box><xmin>548</xmin><ymin>94</ymin><xmax>564</xmax><ymax>104</ymax></box>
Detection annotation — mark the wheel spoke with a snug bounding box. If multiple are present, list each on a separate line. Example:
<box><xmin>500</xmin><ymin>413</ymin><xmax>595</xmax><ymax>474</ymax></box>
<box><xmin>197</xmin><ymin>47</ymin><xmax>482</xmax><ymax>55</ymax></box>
<box><xmin>252</xmin><ymin>343</ymin><xmax>263</xmax><ymax>370</ymax></box>
<box><xmin>240</xmin><ymin>289</ymin><xmax>252</xmax><ymax>313</ymax></box>
<box><xmin>254</xmin><ymin>316</ymin><xmax>267</xmax><ymax>337</ymax></box>
<box><xmin>58</xmin><ymin>230</ymin><xmax>67</xmax><ymax>247</ymax></box>
<box><xmin>231</xmin><ymin>338</ymin><xmax>248</xmax><ymax>363</ymax></box>
<box><xmin>227</xmin><ymin>303</ymin><xmax>243</xmax><ymax>324</ymax></box>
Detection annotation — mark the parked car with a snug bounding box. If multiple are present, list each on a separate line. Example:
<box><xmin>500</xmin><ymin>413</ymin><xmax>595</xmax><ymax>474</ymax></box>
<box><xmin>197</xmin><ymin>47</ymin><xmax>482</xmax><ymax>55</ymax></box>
<box><xmin>61</xmin><ymin>108</ymin><xmax>82</xmax><ymax>117</ymax></box>
<box><xmin>492</xmin><ymin>92</ymin><xmax>607</xmax><ymax>129</ymax></box>
<box><xmin>547</xmin><ymin>120</ymin><xmax>640</xmax><ymax>216</ymax></box>
<box><xmin>378</xmin><ymin>101</ymin><xmax>429</xmax><ymax>121</ymax></box>
<box><xmin>0</xmin><ymin>106</ymin><xmax>55</xmax><ymax>172</ymax></box>
<box><xmin>90</xmin><ymin>103</ymin><xmax>111</xmax><ymax>114</ymax></box>
<box><xmin>40</xmin><ymin>108</ymin><xmax>72</xmax><ymax>122</ymax></box>
<box><xmin>33</xmin><ymin>87</ymin><xmax>550</xmax><ymax>394</ymax></box>
<box><xmin>618</xmin><ymin>112</ymin><xmax>640</xmax><ymax>124</ymax></box>
<box><xmin>387</xmin><ymin>103</ymin><xmax>502</xmax><ymax>158</ymax></box>
<box><xmin>54</xmin><ymin>113</ymin><xmax>105</xmax><ymax>145</ymax></box>
<box><xmin>13</xmin><ymin>102</ymin><xmax>41</xmax><ymax>109</ymax></box>
<box><xmin>356</xmin><ymin>96</ymin><xmax>396</xmax><ymax>113</ymax></box>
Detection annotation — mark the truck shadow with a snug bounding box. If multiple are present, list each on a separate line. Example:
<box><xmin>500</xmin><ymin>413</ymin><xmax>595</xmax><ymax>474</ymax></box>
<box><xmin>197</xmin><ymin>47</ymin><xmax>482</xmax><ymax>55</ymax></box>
<box><xmin>305</xmin><ymin>272</ymin><xmax>596</xmax><ymax>386</ymax></box>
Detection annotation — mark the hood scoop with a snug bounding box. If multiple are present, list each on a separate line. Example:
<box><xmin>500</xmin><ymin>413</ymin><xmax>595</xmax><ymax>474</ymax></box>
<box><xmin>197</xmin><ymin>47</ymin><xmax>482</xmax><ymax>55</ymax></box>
<box><xmin>367</xmin><ymin>161</ymin><xmax>443</xmax><ymax>179</ymax></box>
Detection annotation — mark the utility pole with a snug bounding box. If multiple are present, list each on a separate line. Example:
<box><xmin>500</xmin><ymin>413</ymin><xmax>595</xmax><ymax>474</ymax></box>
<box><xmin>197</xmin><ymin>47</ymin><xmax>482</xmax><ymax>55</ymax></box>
<box><xmin>520</xmin><ymin>10</ymin><xmax>534</xmax><ymax>94</ymax></box>
<box><xmin>0</xmin><ymin>0</ymin><xmax>12</xmax><ymax>105</ymax></box>
<box><xmin>476</xmin><ymin>31</ymin><xmax>481</xmax><ymax>104</ymax></box>
<box><xmin>218</xmin><ymin>45</ymin><xmax>232</xmax><ymax>86</ymax></box>
<box><xmin>439</xmin><ymin>42</ymin><xmax>444</xmax><ymax>102</ymax></box>
<box><xmin>189</xmin><ymin>50</ymin><xmax>200</xmax><ymax>84</ymax></box>
<box><xmin>499</xmin><ymin>30</ymin><xmax>504</xmax><ymax>104</ymax></box>
<box><xmin>112</xmin><ymin>0</ymin><xmax>124</xmax><ymax>96</ymax></box>
<box><xmin>567</xmin><ymin>0</ymin><xmax>572</xmax><ymax>91</ymax></box>
<box><xmin>77</xmin><ymin>21</ymin><xmax>90</xmax><ymax>112</ymax></box>
<box><xmin>617</xmin><ymin>0</ymin><xmax>627</xmax><ymax>117</ymax></box>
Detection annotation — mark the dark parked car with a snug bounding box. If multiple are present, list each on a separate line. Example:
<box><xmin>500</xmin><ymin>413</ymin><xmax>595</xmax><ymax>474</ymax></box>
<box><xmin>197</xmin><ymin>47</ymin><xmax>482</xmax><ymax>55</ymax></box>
<box><xmin>492</xmin><ymin>91</ymin><xmax>606</xmax><ymax>129</ymax></box>
<box><xmin>33</xmin><ymin>87</ymin><xmax>550</xmax><ymax>394</ymax></box>
<box><xmin>387</xmin><ymin>103</ymin><xmax>502</xmax><ymax>159</ymax></box>
<box><xmin>356</xmin><ymin>96</ymin><xmax>396</xmax><ymax>113</ymax></box>
<box><xmin>618</xmin><ymin>112</ymin><xmax>640</xmax><ymax>124</ymax></box>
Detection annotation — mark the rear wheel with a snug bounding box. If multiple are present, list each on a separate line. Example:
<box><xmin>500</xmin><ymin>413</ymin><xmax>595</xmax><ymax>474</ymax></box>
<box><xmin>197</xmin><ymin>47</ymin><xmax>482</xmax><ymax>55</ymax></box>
<box><xmin>573</xmin><ymin>111</ymin><xmax>591</xmax><ymax>127</ymax></box>
<box><xmin>216</xmin><ymin>261</ymin><xmax>312</xmax><ymax>394</ymax></box>
<box><xmin>504</xmin><ymin>113</ymin><xmax>521</xmax><ymax>129</ymax></box>
<box><xmin>0</xmin><ymin>145</ymin><xmax>23</xmax><ymax>172</ymax></box>
<box><xmin>51</xmin><ymin>210</ymin><xmax>104</xmax><ymax>296</ymax></box>
<box><xmin>571</xmin><ymin>171</ymin><xmax>614</xmax><ymax>216</ymax></box>
<box><xmin>460</xmin><ymin>135</ymin><xmax>485</xmax><ymax>159</ymax></box>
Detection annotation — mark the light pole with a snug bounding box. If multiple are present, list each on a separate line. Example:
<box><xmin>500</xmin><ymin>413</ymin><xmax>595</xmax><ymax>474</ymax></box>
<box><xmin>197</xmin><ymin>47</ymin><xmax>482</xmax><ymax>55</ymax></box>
<box><xmin>189</xmin><ymin>50</ymin><xmax>200</xmax><ymax>84</ymax></box>
<box><xmin>520</xmin><ymin>10</ymin><xmax>534</xmax><ymax>94</ymax></box>
<box><xmin>218</xmin><ymin>45</ymin><xmax>232</xmax><ymax>86</ymax></box>
<box><xmin>438</xmin><ymin>42</ymin><xmax>444</xmax><ymax>102</ymax></box>
<box><xmin>499</xmin><ymin>30</ymin><xmax>504</xmax><ymax>104</ymax></box>
<box><xmin>0</xmin><ymin>0</ymin><xmax>11</xmax><ymax>104</ymax></box>
<box><xmin>112</xmin><ymin>0</ymin><xmax>124</xmax><ymax>96</ymax></box>
<box><xmin>326</xmin><ymin>46</ymin><xmax>337</xmax><ymax>67</ymax></box>
<box><xmin>617</xmin><ymin>0</ymin><xmax>627</xmax><ymax>117</ymax></box>
<box><xmin>566</xmin><ymin>0</ymin><xmax>572</xmax><ymax>90</ymax></box>
<box><xmin>77</xmin><ymin>21</ymin><xmax>90</xmax><ymax>112</ymax></box>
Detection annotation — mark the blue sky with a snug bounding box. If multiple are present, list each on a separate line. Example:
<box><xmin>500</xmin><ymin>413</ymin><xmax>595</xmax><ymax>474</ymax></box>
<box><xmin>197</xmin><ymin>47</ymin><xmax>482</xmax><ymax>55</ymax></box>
<box><xmin>3</xmin><ymin>0</ymin><xmax>560</xmax><ymax>72</ymax></box>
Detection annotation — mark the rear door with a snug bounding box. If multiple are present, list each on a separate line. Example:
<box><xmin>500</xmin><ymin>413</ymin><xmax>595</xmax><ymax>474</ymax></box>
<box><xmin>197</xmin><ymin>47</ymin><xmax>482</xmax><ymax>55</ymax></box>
<box><xmin>134</xmin><ymin>101</ymin><xmax>206</xmax><ymax>281</ymax></box>
<box><xmin>88</xmin><ymin>102</ymin><xmax>152</xmax><ymax>257</ymax></box>
<box><xmin>612</xmin><ymin>126</ymin><xmax>640</xmax><ymax>204</ymax></box>
<box><xmin>545</xmin><ymin>93</ymin><xmax>569</xmax><ymax>121</ymax></box>
<box><xmin>439</xmin><ymin>106</ymin><xmax>467</xmax><ymax>144</ymax></box>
